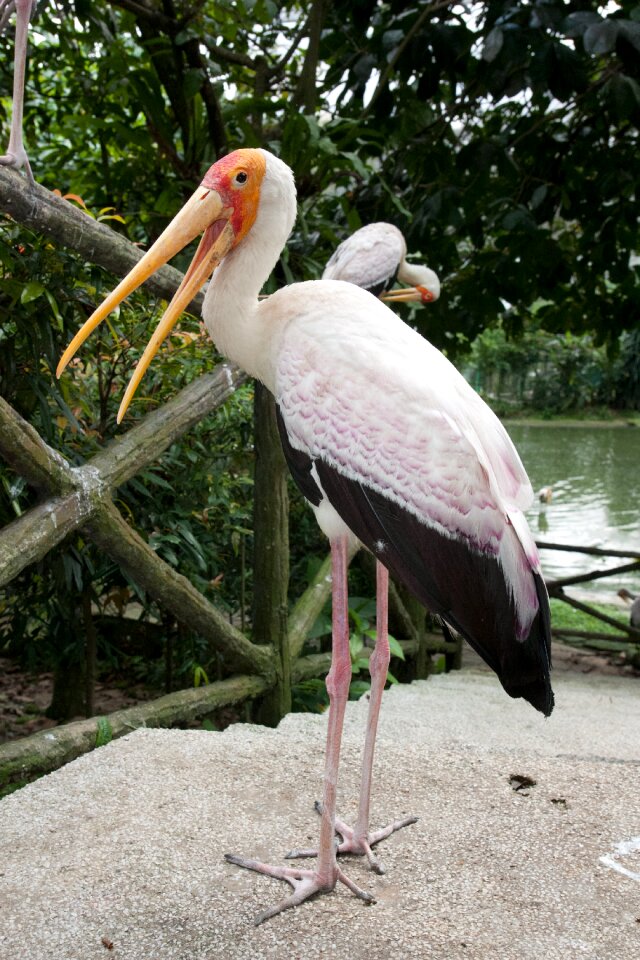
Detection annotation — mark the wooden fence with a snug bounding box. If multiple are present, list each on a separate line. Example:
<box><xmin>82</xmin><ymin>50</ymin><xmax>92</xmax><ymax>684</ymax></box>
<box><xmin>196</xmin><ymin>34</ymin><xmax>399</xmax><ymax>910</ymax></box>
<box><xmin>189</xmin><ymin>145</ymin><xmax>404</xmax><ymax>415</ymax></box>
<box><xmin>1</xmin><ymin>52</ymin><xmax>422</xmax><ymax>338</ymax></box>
<box><xmin>540</xmin><ymin>541</ymin><xmax>640</xmax><ymax>650</ymax></box>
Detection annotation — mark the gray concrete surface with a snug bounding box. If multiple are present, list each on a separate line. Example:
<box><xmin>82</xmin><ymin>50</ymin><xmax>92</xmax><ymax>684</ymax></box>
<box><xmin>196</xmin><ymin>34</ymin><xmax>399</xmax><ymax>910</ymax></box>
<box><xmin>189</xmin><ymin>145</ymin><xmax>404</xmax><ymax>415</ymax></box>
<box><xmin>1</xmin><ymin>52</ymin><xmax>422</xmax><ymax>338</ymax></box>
<box><xmin>1</xmin><ymin>666</ymin><xmax>639</xmax><ymax>960</ymax></box>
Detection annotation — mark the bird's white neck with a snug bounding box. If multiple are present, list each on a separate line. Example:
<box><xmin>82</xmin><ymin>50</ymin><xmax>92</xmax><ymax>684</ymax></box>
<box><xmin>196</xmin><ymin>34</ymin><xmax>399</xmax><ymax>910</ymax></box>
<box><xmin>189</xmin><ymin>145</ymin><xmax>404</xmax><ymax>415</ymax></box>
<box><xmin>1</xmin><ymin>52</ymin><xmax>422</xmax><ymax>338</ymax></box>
<box><xmin>201</xmin><ymin>150</ymin><xmax>297</xmax><ymax>389</ymax></box>
<box><xmin>398</xmin><ymin>260</ymin><xmax>433</xmax><ymax>287</ymax></box>
<box><xmin>397</xmin><ymin>259</ymin><xmax>441</xmax><ymax>301</ymax></box>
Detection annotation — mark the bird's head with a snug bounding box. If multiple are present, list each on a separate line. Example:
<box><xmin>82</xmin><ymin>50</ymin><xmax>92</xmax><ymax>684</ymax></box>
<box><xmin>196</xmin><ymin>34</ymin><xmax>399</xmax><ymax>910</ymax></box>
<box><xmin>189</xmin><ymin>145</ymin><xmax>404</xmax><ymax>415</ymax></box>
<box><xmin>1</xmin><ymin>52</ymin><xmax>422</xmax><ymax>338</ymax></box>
<box><xmin>382</xmin><ymin>265</ymin><xmax>441</xmax><ymax>305</ymax></box>
<box><xmin>56</xmin><ymin>148</ymin><xmax>280</xmax><ymax>423</ymax></box>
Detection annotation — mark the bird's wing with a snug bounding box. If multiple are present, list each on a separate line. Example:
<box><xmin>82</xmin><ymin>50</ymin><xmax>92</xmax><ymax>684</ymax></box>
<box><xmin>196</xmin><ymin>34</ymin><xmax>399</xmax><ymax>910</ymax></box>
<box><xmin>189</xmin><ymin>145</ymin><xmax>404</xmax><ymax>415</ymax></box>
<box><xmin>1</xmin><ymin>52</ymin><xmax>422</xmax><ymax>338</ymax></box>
<box><xmin>275</xmin><ymin>285</ymin><xmax>552</xmax><ymax>714</ymax></box>
<box><xmin>277</xmin><ymin>285</ymin><xmax>533</xmax><ymax>525</ymax></box>
<box><xmin>322</xmin><ymin>223</ymin><xmax>406</xmax><ymax>296</ymax></box>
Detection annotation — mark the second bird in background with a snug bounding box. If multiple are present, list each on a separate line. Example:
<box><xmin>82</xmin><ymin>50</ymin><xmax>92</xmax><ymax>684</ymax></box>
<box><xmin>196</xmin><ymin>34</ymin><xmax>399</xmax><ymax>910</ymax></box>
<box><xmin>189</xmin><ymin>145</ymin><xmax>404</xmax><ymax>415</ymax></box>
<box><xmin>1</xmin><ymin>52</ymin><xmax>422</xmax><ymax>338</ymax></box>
<box><xmin>322</xmin><ymin>221</ymin><xmax>440</xmax><ymax>304</ymax></box>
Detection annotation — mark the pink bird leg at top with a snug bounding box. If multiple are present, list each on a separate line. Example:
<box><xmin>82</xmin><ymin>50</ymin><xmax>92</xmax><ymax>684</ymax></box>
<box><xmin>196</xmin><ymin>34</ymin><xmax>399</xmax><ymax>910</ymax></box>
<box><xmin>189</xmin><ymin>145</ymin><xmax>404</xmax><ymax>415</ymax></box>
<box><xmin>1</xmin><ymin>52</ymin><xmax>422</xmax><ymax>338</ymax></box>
<box><xmin>0</xmin><ymin>0</ymin><xmax>37</xmax><ymax>183</ymax></box>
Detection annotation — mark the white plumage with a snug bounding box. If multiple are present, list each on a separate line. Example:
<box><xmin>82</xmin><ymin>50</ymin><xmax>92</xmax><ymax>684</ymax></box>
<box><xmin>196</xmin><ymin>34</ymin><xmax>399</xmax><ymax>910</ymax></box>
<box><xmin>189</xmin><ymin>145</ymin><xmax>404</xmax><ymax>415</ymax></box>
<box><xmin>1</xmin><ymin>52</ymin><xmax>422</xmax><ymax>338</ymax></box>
<box><xmin>58</xmin><ymin>147</ymin><xmax>553</xmax><ymax>925</ymax></box>
<box><xmin>273</xmin><ymin>278</ymin><xmax>539</xmax><ymax>636</ymax></box>
<box><xmin>323</xmin><ymin>221</ymin><xmax>440</xmax><ymax>302</ymax></box>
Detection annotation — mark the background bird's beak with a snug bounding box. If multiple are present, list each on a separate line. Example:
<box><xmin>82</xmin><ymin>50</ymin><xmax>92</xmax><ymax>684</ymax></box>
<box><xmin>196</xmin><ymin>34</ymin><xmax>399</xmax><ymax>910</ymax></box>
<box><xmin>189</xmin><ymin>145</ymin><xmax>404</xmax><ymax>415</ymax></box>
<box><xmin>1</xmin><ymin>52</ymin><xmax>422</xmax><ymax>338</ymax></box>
<box><xmin>57</xmin><ymin>185</ymin><xmax>235</xmax><ymax>423</ymax></box>
<box><xmin>381</xmin><ymin>285</ymin><xmax>437</xmax><ymax>304</ymax></box>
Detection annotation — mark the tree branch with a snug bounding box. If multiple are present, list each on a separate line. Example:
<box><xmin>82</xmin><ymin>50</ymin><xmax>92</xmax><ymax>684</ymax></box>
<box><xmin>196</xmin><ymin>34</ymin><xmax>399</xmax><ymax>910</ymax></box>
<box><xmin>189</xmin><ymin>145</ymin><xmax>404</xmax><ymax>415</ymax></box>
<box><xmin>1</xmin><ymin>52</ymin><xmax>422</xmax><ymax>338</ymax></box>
<box><xmin>0</xmin><ymin>167</ymin><xmax>204</xmax><ymax>310</ymax></box>
<box><xmin>268</xmin><ymin>19</ymin><xmax>309</xmax><ymax>79</ymax></box>
<box><xmin>363</xmin><ymin>0</ymin><xmax>455</xmax><ymax>117</ymax></box>
<box><xmin>182</xmin><ymin>36</ymin><xmax>228</xmax><ymax>157</ymax></box>
<box><xmin>107</xmin><ymin>0</ymin><xmax>176</xmax><ymax>34</ymax></box>
<box><xmin>292</xmin><ymin>0</ymin><xmax>326</xmax><ymax>113</ymax></box>
<box><xmin>202</xmin><ymin>40</ymin><xmax>254</xmax><ymax>70</ymax></box>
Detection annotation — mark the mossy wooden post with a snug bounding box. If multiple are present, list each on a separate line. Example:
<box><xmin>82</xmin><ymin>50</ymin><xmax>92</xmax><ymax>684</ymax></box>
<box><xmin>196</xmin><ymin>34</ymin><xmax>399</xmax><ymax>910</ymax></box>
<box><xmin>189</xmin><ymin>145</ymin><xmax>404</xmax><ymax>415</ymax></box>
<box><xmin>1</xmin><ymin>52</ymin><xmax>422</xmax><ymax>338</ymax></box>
<box><xmin>252</xmin><ymin>381</ymin><xmax>291</xmax><ymax>726</ymax></box>
<box><xmin>404</xmin><ymin>594</ymin><xmax>431</xmax><ymax>679</ymax></box>
<box><xmin>82</xmin><ymin>584</ymin><xmax>97</xmax><ymax>717</ymax></box>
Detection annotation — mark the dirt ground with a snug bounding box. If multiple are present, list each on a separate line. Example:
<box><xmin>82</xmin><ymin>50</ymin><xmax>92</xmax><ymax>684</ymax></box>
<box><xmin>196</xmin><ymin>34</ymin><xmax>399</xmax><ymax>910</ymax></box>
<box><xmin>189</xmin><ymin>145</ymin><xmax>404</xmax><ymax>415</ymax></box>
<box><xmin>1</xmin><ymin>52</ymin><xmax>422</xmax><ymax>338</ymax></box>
<box><xmin>464</xmin><ymin>638</ymin><xmax>640</xmax><ymax>679</ymax></box>
<box><xmin>0</xmin><ymin>658</ymin><xmax>156</xmax><ymax>744</ymax></box>
<box><xmin>1</xmin><ymin>639</ymin><xmax>638</xmax><ymax>746</ymax></box>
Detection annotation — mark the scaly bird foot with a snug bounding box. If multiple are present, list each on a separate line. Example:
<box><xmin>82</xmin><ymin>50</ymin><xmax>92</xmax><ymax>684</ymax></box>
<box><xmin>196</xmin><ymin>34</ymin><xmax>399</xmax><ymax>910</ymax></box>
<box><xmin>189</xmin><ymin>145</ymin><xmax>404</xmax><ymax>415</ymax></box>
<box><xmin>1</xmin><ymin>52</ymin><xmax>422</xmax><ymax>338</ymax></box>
<box><xmin>0</xmin><ymin>149</ymin><xmax>34</xmax><ymax>184</ymax></box>
<box><xmin>285</xmin><ymin>800</ymin><xmax>418</xmax><ymax>875</ymax></box>
<box><xmin>224</xmin><ymin>852</ymin><xmax>375</xmax><ymax>925</ymax></box>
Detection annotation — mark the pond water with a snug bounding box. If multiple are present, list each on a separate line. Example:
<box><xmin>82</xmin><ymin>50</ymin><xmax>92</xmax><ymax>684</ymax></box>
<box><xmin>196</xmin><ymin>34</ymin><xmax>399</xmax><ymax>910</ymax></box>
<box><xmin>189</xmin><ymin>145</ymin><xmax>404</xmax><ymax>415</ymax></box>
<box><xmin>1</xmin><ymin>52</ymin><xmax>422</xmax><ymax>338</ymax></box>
<box><xmin>505</xmin><ymin>423</ymin><xmax>640</xmax><ymax>600</ymax></box>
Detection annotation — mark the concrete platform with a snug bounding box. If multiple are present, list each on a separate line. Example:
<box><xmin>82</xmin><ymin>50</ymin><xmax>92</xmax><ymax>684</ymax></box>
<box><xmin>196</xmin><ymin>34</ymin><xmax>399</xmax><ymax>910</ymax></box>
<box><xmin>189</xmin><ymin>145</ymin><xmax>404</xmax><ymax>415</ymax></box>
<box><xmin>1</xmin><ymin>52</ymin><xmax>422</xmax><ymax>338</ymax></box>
<box><xmin>1</xmin><ymin>668</ymin><xmax>639</xmax><ymax>960</ymax></box>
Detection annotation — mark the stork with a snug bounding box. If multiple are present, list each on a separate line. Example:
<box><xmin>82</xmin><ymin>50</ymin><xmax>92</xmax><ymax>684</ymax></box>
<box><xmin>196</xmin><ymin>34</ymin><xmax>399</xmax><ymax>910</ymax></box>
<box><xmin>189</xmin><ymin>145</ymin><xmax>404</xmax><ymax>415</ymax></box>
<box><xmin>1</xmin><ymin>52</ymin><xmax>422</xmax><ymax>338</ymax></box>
<box><xmin>57</xmin><ymin>148</ymin><xmax>554</xmax><ymax>924</ymax></box>
<box><xmin>323</xmin><ymin>221</ymin><xmax>440</xmax><ymax>304</ymax></box>
<box><xmin>617</xmin><ymin>588</ymin><xmax>640</xmax><ymax>629</ymax></box>
<box><xmin>538</xmin><ymin>486</ymin><xmax>553</xmax><ymax>504</ymax></box>
<box><xmin>0</xmin><ymin>0</ymin><xmax>36</xmax><ymax>183</ymax></box>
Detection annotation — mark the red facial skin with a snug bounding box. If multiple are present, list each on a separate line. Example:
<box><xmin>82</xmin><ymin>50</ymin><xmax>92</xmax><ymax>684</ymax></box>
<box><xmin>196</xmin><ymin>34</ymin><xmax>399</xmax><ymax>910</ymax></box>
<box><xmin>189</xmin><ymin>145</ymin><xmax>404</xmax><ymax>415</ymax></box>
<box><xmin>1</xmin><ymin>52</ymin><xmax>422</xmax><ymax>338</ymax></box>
<box><xmin>201</xmin><ymin>149</ymin><xmax>267</xmax><ymax>246</ymax></box>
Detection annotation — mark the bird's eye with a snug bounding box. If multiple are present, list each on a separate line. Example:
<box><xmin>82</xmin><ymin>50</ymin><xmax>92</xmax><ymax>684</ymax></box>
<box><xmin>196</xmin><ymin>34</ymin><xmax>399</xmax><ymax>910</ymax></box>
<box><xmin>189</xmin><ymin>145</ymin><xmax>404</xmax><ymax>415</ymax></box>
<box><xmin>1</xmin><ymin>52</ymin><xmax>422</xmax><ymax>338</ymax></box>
<box><xmin>234</xmin><ymin>171</ymin><xmax>248</xmax><ymax>186</ymax></box>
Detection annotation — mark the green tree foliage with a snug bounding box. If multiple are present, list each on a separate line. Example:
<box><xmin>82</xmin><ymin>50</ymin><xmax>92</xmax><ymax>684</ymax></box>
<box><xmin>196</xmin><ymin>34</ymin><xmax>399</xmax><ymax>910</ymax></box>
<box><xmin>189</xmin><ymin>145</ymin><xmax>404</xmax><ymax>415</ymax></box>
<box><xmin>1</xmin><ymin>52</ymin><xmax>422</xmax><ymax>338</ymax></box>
<box><xmin>612</xmin><ymin>328</ymin><xmax>640</xmax><ymax>409</ymax></box>
<box><xmin>1</xmin><ymin>0</ymin><xmax>637</xmax><ymax>341</ymax></box>
<box><xmin>466</xmin><ymin>321</ymin><xmax>623</xmax><ymax>413</ymax></box>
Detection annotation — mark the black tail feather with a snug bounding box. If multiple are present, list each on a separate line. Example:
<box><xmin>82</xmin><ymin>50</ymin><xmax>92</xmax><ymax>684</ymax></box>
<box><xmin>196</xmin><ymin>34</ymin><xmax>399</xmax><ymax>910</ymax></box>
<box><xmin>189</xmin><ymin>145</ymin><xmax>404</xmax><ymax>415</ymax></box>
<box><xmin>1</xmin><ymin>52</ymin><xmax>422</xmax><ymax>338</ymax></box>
<box><xmin>314</xmin><ymin>461</ymin><xmax>554</xmax><ymax>717</ymax></box>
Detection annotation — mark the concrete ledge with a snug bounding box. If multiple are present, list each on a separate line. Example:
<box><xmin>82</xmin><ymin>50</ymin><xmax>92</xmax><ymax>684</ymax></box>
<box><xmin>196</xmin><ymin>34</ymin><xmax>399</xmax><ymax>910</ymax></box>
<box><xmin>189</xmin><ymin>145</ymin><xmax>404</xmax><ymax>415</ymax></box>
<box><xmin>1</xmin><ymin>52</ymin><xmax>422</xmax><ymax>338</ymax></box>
<box><xmin>1</xmin><ymin>670</ymin><xmax>639</xmax><ymax>959</ymax></box>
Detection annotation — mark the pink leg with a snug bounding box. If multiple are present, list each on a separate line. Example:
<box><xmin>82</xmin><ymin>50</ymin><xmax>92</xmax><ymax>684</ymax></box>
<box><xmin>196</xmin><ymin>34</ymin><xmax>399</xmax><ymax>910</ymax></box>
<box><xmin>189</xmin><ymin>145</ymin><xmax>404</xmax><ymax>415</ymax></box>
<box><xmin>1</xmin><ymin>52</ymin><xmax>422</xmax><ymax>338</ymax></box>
<box><xmin>287</xmin><ymin>560</ymin><xmax>417</xmax><ymax>873</ymax></box>
<box><xmin>353</xmin><ymin>561</ymin><xmax>391</xmax><ymax>846</ymax></box>
<box><xmin>225</xmin><ymin>535</ymin><xmax>375</xmax><ymax>924</ymax></box>
<box><xmin>316</xmin><ymin>533</ymin><xmax>355</xmax><ymax>883</ymax></box>
<box><xmin>0</xmin><ymin>0</ymin><xmax>35</xmax><ymax>182</ymax></box>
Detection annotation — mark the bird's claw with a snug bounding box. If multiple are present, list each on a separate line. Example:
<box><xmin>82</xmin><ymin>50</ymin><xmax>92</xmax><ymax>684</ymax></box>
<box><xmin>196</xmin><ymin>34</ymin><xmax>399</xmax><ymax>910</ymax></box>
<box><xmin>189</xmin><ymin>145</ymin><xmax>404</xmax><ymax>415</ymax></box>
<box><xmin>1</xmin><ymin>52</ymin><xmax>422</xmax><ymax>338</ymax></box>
<box><xmin>285</xmin><ymin>801</ymin><xmax>418</xmax><ymax>875</ymax></box>
<box><xmin>0</xmin><ymin>149</ymin><xmax>34</xmax><ymax>184</ymax></box>
<box><xmin>224</xmin><ymin>852</ymin><xmax>375</xmax><ymax>925</ymax></box>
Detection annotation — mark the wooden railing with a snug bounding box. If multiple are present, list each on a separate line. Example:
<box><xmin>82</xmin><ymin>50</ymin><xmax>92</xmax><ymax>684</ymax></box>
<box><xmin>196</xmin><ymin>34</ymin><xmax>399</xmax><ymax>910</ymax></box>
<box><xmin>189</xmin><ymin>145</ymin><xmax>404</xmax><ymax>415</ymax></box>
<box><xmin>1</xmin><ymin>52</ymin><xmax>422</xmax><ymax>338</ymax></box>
<box><xmin>540</xmin><ymin>541</ymin><xmax>640</xmax><ymax>647</ymax></box>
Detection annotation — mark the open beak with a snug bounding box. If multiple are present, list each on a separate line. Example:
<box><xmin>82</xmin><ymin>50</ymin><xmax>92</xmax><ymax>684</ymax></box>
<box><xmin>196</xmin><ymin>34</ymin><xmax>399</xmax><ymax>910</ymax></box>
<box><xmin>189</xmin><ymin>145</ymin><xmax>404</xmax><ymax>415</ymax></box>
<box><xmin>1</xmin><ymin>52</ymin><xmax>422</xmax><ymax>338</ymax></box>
<box><xmin>57</xmin><ymin>185</ymin><xmax>235</xmax><ymax>423</ymax></box>
<box><xmin>381</xmin><ymin>285</ymin><xmax>437</xmax><ymax>304</ymax></box>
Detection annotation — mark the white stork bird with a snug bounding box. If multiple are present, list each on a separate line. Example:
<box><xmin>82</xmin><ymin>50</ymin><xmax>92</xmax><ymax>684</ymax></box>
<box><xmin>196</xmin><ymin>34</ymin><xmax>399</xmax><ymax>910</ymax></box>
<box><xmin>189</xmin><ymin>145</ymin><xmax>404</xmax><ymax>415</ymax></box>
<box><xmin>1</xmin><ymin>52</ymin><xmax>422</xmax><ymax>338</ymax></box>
<box><xmin>0</xmin><ymin>0</ymin><xmax>36</xmax><ymax>182</ymax></box>
<box><xmin>323</xmin><ymin>221</ymin><xmax>440</xmax><ymax>304</ymax></box>
<box><xmin>57</xmin><ymin>148</ymin><xmax>554</xmax><ymax>924</ymax></box>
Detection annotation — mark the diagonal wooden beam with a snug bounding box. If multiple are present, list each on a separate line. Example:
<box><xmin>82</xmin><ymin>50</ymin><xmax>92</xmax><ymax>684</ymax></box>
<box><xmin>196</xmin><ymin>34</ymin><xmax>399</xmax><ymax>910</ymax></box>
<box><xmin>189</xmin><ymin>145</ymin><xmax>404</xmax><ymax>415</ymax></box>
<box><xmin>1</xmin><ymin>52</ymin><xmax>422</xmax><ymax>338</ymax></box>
<box><xmin>85</xmin><ymin>499</ymin><xmax>274</xmax><ymax>677</ymax></box>
<box><xmin>0</xmin><ymin>363</ymin><xmax>246</xmax><ymax>583</ymax></box>
<box><xmin>0</xmin><ymin>490</ymin><xmax>92</xmax><ymax>585</ymax></box>
<box><xmin>551</xmin><ymin>589</ymin><xmax>640</xmax><ymax>641</ymax></box>
<box><xmin>0</xmin><ymin>166</ymin><xmax>205</xmax><ymax>310</ymax></box>
<box><xmin>0</xmin><ymin>375</ymin><xmax>272</xmax><ymax>678</ymax></box>
<box><xmin>0</xmin><ymin>397</ymin><xmax>75</xmax><ymax>495</ymax></box>
<box><xmin>547</xmin><ymin>560</ymin><xmax>640</xmax><ymax>592</ymax></box>
<box><xmin>91</xmin><ymin>364</ymin><xmax>246</xmax><ymax>490</ymax></box>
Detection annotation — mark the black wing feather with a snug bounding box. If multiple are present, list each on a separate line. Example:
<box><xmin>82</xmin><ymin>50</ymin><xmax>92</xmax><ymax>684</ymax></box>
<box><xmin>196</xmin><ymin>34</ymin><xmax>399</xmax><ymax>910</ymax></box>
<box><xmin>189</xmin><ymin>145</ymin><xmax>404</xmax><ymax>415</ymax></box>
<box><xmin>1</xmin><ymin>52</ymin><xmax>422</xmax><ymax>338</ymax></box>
<box><xmin>365</xmin><ymin>264</ymin><xmax>399</xmax><ymax>299</ymax></box>
<box><xmin>276</xmin><ymin>407</ymin><xmax>553</xmax><ymax>717</ymax></box>
<box><xmin>316</xmin><ymin>460</ymin><xmax>553</xmax><ymax>716</ymax></box>
<box><xmin>276</xmin><ymin>406</ymin><xmax>322</xmax><ymax>506</ymax></box>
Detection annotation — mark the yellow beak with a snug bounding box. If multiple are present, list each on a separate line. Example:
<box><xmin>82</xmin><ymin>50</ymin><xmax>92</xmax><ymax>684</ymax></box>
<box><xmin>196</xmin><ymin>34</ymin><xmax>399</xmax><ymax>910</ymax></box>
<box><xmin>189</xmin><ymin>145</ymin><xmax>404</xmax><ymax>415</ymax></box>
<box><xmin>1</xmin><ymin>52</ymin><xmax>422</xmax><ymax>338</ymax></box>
<box><xmin>57</xmin><ymin>185</ymin><xmax>235</xmax><ymax>423</ymax></box>
<box><xmin>381</xmin><ymin>285</ymin><xmax>437</xmax><ymax>304</ymax></box>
